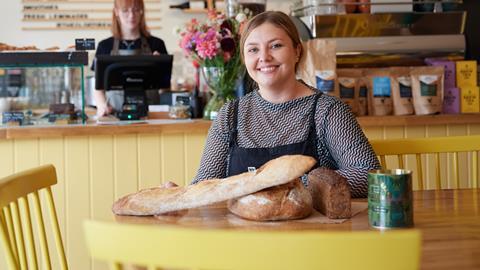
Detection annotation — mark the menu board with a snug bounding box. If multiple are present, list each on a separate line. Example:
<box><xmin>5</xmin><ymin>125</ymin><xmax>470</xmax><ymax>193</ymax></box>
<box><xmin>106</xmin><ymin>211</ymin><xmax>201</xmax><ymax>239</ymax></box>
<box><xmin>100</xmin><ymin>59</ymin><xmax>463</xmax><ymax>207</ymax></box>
<box><xmin>22</xmin><ymin>0</ymin><xmax>162</xmax><ymax>31</ymax></box>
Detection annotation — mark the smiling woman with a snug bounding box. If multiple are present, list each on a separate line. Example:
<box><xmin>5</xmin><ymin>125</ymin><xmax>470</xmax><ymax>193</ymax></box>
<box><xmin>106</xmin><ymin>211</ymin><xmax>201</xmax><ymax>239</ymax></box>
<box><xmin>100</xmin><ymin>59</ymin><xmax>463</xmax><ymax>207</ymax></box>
<box><xmin>191</xmin><ymin>11</ymin><xmax>381</xmax><ymax>198</ymax></box>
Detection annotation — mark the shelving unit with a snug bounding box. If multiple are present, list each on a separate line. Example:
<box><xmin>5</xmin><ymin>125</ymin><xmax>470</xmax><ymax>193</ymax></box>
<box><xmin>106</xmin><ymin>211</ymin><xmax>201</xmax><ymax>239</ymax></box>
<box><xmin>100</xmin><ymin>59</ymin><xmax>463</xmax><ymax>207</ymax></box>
<box><xmin>172</xmin><ymin>0</ymin><xmax>216</xmax><ymax>13</ymax></box>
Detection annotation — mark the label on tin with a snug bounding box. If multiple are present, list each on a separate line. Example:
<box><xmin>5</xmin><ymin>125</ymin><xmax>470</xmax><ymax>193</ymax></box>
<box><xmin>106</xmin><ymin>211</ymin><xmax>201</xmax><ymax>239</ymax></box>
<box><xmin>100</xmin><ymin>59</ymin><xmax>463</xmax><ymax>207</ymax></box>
<box><xmin>368</xmin><ymin>171</ymin><xmax>413</xmax><ymax>228</ymax></box>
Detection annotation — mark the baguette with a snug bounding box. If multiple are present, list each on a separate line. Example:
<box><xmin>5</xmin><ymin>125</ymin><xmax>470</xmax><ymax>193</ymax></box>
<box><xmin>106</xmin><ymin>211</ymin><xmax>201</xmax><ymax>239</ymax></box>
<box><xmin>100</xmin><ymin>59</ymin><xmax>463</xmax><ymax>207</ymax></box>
<box><xmin>112</xmin><ymin>155</ymin><xmax>316</xmax><ymax>215</ymax></box>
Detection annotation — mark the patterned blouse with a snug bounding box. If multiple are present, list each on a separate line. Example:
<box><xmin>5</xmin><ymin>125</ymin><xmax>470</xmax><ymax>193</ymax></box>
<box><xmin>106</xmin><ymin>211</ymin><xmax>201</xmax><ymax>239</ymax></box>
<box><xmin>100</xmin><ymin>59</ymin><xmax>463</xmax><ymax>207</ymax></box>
<box><xmin>191</xmin><ymin>88</ymin><xmax>380</xmax><ymax>198</ymax></box>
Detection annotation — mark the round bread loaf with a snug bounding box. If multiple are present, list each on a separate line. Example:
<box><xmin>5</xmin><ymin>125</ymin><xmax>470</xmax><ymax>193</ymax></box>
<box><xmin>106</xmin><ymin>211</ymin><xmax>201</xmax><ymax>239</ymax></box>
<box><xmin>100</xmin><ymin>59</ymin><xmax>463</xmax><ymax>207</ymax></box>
<box><xmin>227</xmin><ymin>178</ymin><xmax>313</xmax><ymax>221</ymax></box>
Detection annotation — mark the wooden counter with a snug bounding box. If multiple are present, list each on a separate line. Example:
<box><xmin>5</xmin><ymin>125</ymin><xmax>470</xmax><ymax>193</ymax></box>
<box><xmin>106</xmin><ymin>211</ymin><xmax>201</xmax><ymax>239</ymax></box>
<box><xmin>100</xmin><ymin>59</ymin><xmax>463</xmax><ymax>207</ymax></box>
<box><xmin>1</xmin><ymin>113</ymin><xmax>480</xmax><ymax>139</ymax></box>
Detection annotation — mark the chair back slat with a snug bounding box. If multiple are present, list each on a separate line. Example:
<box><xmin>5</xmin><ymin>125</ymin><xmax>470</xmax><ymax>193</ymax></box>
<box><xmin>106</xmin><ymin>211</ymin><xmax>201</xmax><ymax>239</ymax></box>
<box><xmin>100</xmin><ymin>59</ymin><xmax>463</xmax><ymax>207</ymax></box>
<box><xmin>19</xmin><ymin>196</ymin><xmax>39</xmax><ymax>270</ymax></box>
<box><xmin>380</xmin><ymin>156</ymin><xmax>386</xmax><ymax>168</ymax></box>
<box><xmin>11</xmin><ymin>201</ymin><xmax>28</xmax><ymax>270</ymax></box>
<box><xmin>416</xmin><ymin>154</ymin><xmax>424</xmax><ymax>190</ymax></box>
<box><xmin>45</xmin><ymin>187</ymin><xmax>68</xmax><ymax>270</ymax></box>
<box><xmin>0</xmin><ymin>215</ymin><xmax>18</xmax><ymax>269</ymax></box>
<box><xmin>434</xmin><ymin>153</ymin><xmax>441</xmax><ymax>189</ymax></box>
<box><xmin>371</xmin><ymin>135</ymin><xmax>480</xmax><ymax>190</ymax></box>
<box><xmin>473</xmin><ymin>152</ymin><xmax>478</xmax><ymax>188</ymax></box>
<box><xmin>3</xmin><ymin>207</ymin><xmax>18</xmax><ymax>261</ymax></box>
<box><xmin>397</xmin><ymin>154</ymin><xmax>404</xmax><ymax>168</ymax></box>
<box><xmin>32</xmin><ymin>191</ymin><xmax>52</xmax><ymax>270</ymax></box>
<box><xmin>0</xmin><ymin>165</ymin><xmax>68</xmax><ymax>270</ymax></box>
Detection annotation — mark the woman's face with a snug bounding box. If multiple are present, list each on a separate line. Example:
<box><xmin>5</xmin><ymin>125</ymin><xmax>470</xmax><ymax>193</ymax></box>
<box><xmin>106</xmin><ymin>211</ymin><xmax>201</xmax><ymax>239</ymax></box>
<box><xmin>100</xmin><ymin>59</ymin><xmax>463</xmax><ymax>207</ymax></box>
<box><xmin>115</xmin><ymin>4</ymin><xmax>142</xmax><ymax>33</ymax></box>
<box><xmin>243</xmin><ymin>22</ymin><xmax>300</xmax><ymax>91</ymax></box>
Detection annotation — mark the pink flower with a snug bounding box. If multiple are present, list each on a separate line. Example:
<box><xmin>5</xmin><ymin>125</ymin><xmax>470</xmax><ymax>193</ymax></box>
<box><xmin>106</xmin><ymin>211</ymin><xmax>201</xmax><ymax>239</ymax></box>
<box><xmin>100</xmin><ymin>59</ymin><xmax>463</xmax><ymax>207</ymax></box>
<box><xmin>195</xmin><ymin>29</ymin><xmax>219</xmax><ymax>59</ymax></box>
<box><xmin>178</xmin><ymin>10</ymin><xmax>249</xmax><ymax>66</ymax></box>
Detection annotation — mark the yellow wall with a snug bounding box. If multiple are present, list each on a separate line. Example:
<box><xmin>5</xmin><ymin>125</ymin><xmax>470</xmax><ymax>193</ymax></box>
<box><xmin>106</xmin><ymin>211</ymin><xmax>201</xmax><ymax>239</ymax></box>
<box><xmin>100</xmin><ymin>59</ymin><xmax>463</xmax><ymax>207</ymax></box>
<box><xmin>1</xmin><ymin>123</ymin><xmax>480</xmax><ymax>270</ymax></box>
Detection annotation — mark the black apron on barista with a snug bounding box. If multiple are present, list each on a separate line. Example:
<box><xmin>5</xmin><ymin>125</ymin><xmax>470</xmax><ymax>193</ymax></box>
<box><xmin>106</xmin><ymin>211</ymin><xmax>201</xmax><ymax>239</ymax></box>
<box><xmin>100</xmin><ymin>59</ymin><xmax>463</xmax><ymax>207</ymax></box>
<box><xmin>227</xmin><ymin>93</ymin><xmax>321</xmax><ymax>183</ymax></box>
<box><xmin>107</xmin><ymin>36</ymin><xmax>158</xmax><ymax>111</ymax></box>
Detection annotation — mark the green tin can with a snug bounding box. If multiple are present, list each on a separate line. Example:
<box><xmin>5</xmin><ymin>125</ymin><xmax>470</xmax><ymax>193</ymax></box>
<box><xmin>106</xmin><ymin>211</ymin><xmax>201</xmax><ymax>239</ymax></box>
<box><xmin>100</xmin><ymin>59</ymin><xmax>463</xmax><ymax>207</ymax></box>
<box><xmin>368</xmin><ymin>169</ymin><xmax>413</xmax><ymax>229</ymax></box>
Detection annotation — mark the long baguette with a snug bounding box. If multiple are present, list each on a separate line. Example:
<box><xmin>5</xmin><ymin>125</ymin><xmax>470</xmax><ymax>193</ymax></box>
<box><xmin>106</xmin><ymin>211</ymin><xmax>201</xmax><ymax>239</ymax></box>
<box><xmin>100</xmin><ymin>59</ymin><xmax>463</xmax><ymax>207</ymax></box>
<box><xmin>112</xmin><ymin>155</ymin><xmax>316</xmax><ymax>215</ymax></box>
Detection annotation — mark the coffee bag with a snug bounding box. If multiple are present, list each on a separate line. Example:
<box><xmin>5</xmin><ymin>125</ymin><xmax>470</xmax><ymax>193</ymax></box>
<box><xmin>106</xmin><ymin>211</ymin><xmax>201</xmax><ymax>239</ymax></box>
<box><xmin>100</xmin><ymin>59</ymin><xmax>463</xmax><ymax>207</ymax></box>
<box><xmin>410</xmin><ymin>66</ymin><xmax>444</xmax><ymax>115</ymax></box>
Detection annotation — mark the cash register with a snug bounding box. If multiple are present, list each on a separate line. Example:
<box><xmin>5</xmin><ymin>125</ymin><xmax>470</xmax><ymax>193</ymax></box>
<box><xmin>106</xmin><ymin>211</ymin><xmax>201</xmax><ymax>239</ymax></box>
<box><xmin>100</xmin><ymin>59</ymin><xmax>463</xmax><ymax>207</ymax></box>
<box><xmin>95</xmin><ymin>54</ymin><xmax>173</xmax><ymax>120</ymax></box>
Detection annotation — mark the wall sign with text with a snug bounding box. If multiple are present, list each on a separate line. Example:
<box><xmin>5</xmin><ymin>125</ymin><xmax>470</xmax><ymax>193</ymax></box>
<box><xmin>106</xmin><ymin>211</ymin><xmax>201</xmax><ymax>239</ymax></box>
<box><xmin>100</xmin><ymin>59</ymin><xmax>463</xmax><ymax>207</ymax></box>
<box><xmin>22</xmin><ymin>0</ymin><xmax>162</xmax><ymax>31</ymax></box>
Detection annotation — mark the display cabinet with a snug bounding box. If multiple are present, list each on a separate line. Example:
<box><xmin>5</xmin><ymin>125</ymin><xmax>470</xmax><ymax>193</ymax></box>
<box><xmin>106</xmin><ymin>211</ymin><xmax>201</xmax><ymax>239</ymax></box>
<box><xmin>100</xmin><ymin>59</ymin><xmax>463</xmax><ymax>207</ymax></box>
<box><xmin>0</xmin><ymin>51</ymin><xmax>88</xmax><ymax>126</ymax></box>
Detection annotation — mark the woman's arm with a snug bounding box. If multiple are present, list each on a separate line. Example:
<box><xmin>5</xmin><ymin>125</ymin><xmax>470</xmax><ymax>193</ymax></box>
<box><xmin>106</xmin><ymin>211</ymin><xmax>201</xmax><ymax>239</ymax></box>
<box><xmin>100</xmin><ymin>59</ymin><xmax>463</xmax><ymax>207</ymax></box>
<box><xmin>94</xmin><ymin>90</ymin><xmax>114</xmax><ymax>116</ymax></box>
<box><xmin>191</xmin><ymin>103</ymin><xmax>233</xmax><ymax>184</ymax></box>
<box><xmin>321</xmin><ymin>99</ymin><xmax>381</xmax><ymax>198</ymax></box>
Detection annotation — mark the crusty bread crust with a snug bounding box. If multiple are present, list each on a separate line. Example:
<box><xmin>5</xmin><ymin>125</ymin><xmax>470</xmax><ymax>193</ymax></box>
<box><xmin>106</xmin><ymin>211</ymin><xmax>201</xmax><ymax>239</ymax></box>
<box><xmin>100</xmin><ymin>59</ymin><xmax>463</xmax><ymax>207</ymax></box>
<box><xmin>227</xmin><ymin>178</ymin><xmax>313</xmax><ymax>221</ymax></box>
<box><xmin>112</xmin><ymin>155</ymin><xmax>316</xmax><ymax>215</ymax></box>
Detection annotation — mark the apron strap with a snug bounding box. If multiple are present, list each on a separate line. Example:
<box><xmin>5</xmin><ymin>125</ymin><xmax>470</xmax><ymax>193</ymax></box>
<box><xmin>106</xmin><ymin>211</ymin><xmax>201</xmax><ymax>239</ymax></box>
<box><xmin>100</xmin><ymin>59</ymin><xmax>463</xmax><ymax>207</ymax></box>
<box><xmin>307</xmin><ymin>93</ymin><xmax>321</xmax><ymax>159</ymax></box>
<box><xmin>140</xmin><ymin>36</ymin><xmax>152</xmax><ymax>54</ymax></box>
<box><xmin>228</xmin><ymin>99</ymin><xmax>240</xmax><ymax>148</ymax></box>
<box><xmin>112</xmin><ymin>38</ymin><xmax>120</xmax><ymax>55</ymax></box>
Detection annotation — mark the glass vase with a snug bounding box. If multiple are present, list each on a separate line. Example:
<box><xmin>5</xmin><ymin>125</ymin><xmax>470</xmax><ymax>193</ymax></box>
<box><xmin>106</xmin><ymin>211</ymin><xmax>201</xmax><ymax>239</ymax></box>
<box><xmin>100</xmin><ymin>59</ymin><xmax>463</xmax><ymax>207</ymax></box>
<box><xmin>201</xmin><ymin>66</ymin><xmax>236</xmax><ymax>120</ymax></box>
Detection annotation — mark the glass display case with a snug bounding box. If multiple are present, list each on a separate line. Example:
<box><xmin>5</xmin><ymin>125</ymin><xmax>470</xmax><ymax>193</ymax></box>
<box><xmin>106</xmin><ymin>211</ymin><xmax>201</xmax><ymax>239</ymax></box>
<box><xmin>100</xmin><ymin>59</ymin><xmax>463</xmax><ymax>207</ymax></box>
<box><xmin>0</xmin><ymin>51</ymin><xmax>88</xmax><ymax>126</ymax></box>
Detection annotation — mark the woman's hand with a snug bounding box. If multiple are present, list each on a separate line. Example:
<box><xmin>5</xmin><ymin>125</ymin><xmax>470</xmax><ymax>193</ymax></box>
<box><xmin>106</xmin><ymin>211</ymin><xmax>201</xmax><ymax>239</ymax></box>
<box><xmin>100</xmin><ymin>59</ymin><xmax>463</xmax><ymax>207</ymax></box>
<box><xmin>96</xmin><ymin>102</ymin><xmax>114</xmax><ymax>117</ymax></box>
<box><xmin>160</xmin><ymin>181</ymin><xmax>178</xmax><ymax>188</ymax></box>
<box><xmin>94</xmin><ymin>90</ymin><xmax>114</xmax><ymax>117</ymax></box>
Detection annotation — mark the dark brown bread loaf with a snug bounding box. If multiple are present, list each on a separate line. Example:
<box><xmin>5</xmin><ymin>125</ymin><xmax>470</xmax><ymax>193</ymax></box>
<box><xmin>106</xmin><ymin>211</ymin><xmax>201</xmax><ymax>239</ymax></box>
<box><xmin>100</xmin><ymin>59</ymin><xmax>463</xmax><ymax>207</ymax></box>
<box><xmin>227</xmin><ymin>178</ymin><xmax>313</xmax><ymax>221</ymax></box>
<box><xmin>307</xmin><ymin>168</ymin><xmax>352</xmax><ymax>219</ymax></box>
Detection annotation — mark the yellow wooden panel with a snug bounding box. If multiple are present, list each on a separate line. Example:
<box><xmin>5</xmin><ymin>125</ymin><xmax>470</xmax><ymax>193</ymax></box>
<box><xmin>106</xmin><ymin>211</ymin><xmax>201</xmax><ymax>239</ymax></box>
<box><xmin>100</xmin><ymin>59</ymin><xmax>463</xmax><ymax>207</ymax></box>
<box><xmin>161</xmin><ymin>133</ymin><xmax>185</xmax><ymax>185</ymax></box>
<box><xmin>39</xmin><ymin>138</ymin><xmax>66</xmax><ymax>270</ymax></box>
<box><xmin>64</xmin><ymin>136</ymin><xmax>90</xmax><ymax>270</ymax></box>
<box><xmin>468</xmin><ymin>124</ymin><xmax>480</xmax><ymax>187</ymax></box>
<box><xmin>425</xmin><ymin>126</ymin><xmax>448</xmax><ymax>189</ymax></box>
<box><xmin>447</xmin><ymin>125</ymin><xmax>469</xmax><ymax>188</ymax></box>
<box><xmin>0</xmin><ymin>140</ymin><xmax>14</xmax><ymax>178</ymax></box>
<box><xmin>468</xmin><ymin>124</ymin><xmax>480</xmax><ymax>135</ymax></box>
<box><xmin>88</xmin><ymin>135</ymin><xmax>114</xmax><ymax>270</ymax></box>
<box><xmin>184</xmin><ymin>132</ymin><xmax>208</xmax><ymax>186</ymax></box>
<box><xmin>89</xmin><ymin>136</ymin><xmax>115</xmax><ymax>221</ymax></box>
<box><xmin>0</xmin><ymin>140</ymin><xmax>11</xmax><ymax>270</ymax></box>
<box><xmin>362</xmin><ymin>127</ymin><xmax>384</xmax><ymax>140</ymax></box>
<box><xmin>114</xmin><ymin>135</ymin><xmax>138</xmax><ymax>198</ymax></box>
<box><xmin>138</xmin><ymin>134</ymin><xmax>162</xmax><ymax>189</ymax></box>
<box><xmin>14</xmin><ymin>138</ymin><xmax>39</xmax><ymax>171</ymax></box>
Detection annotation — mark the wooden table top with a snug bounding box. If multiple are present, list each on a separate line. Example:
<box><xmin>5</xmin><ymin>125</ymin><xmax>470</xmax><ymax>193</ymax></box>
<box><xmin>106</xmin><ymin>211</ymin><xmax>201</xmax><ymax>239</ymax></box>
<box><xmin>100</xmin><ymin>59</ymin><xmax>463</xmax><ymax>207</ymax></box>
<box><xmin>114</xmin><ymin>189</ymin><xmax>480</xmax><ymax>270</ymax></box>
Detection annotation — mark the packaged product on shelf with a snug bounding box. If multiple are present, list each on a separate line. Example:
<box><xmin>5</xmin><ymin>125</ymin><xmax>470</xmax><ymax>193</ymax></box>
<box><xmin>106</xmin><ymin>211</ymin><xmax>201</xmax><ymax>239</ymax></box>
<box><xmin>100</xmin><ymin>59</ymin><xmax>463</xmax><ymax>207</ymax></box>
<box><xmin>337</xmin><ymin>69</ymin><xmax>360</xmax><ymax>115</ymax></box>
<box><xmin>456</xmin><ymin>60</ymin><xmax>477</xmax><ymax>87</ymax></box>
<box><xmin>370</xmin><ymin>0</ymin><xmax>412</xmax><ymax>13</ymax></box>
<box><xmin>410</xmin><ymin>66</ymin><xmax>444</xmax><ymax>115</ymax></box>
<box><xmin>390</xmin><ymin>67</ymin><xmax>414</xmax><ymax>116</ymax></box>
<box><xmin>460</xmin><ymin>86</ymin><xmax>479</xmax><ymax>113</ymax></box>
<box><xmin>297</xmin><ymin>39</ymin><xmax>338</xmax><ymax>97</ymax></box>
<box><xmin>426</xmin><ymin>59</ymin><xmax>456</xmax><ymax>88</ymax></box>
<box><xmin>357</xmin><ymin>77</ymin><xmax>369</xmax><ymax>116</ymax></box>
<box><xmin>365</xmin><ymin>68</ymin><xmax>393</xmax><ymax>116</ymax></box>
<box><xmin>443</xmin><ymin>87</ymin><xmax>460</xmax><ymax>114</ymax></box>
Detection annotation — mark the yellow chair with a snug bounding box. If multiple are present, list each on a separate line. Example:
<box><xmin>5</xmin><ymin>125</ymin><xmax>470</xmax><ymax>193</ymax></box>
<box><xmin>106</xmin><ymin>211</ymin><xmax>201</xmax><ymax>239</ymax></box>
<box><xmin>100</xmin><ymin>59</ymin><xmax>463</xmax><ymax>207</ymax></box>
<box><xmin>370</xmin><ymin>135</ymin><xmax>480</xmax><ymax>190</ymax></box>
<box><xmin>84</xmin><ymin>220</ymin><xmax>421</xmax><ymax>270</ymax></box>
<box><xmin>0</xmin><ymin>164</ymin><xmax>68</xmax><ymax>270</ymax></box>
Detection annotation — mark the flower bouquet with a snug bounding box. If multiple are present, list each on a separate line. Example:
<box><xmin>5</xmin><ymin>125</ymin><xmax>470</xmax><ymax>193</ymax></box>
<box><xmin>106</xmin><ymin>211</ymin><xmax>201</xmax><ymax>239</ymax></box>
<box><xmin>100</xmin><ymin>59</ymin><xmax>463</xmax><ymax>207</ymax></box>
<box><xmin>177</xmin><ymin>10</ymin><xmax>249</xmax><ymax>120</ymax></box>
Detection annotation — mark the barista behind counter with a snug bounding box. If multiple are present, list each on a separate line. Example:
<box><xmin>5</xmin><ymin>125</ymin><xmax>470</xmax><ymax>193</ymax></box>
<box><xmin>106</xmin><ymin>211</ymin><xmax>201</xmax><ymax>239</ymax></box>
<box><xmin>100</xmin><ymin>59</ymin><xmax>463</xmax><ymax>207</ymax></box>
<box><xmin>92</xmin><ymin>0</ymin><xmax>168</xmax><ymax>117</ymax></box>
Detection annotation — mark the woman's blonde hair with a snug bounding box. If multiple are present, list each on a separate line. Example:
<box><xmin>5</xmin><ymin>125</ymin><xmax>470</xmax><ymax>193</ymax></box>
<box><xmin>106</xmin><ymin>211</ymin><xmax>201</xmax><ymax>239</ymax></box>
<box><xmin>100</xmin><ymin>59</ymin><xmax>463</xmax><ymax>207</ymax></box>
<box><xmin>239</xmin><ymin>11</ymin><xmax>303</xmax><ymax>70</ymax></box>
<box><xmin>112</xmin><ymin>0</ymin><xmax>150</xmax><ymax>39</ymax></box>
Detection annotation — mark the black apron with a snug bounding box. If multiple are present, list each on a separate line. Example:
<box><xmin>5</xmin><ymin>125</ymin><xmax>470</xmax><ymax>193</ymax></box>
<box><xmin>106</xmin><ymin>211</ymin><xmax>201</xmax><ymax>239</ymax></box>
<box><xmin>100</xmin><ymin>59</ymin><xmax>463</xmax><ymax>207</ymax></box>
<box><xmin>227</xmin><ymin>93</ymin><xmax>321</xmax><ymax>178</ymax></box>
